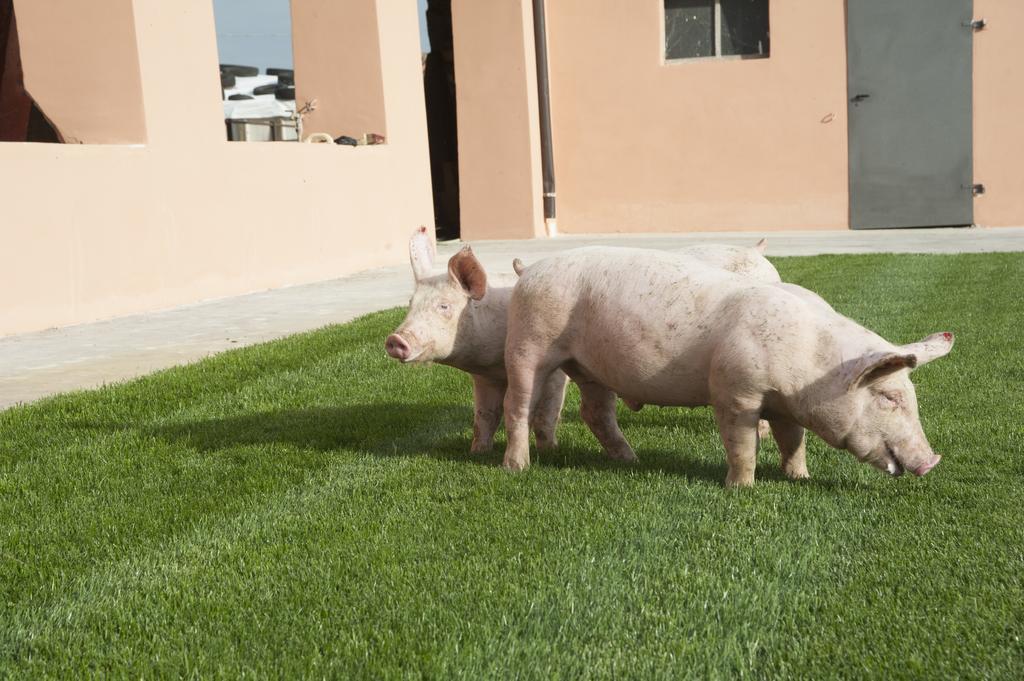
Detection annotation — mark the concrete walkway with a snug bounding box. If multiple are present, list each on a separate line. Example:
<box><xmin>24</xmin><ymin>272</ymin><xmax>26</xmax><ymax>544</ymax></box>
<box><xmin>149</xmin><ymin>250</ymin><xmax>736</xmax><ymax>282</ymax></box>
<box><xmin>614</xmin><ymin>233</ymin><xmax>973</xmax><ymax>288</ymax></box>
<box><xmin>2</xmin><ymin>226</ymin><xmax>1021</xmax><ymax>410</ymax></box>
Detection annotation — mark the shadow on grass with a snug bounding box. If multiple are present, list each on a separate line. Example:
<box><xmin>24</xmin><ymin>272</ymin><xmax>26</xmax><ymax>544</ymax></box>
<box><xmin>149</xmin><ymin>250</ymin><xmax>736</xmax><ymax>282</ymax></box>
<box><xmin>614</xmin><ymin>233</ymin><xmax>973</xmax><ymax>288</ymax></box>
<box><xmin>146</xmin><ymin>404</ymin><xmax>472</xmax><ymax>460</ymax></box>
<box><xmin>144</xmin><ymin>404</ymin><xmax>850</xmax><ymax>488</ymax></box>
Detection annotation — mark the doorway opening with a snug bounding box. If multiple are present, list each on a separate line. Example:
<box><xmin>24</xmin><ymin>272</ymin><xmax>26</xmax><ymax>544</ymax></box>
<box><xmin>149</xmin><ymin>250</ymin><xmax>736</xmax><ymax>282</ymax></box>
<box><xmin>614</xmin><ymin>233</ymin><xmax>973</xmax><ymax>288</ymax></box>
<box><xmin>0</xmin><ymin>0</ymin><xmax>60</xmax><ymax>143</ymax></box>
<box><xmin>422</xmin><ymin>0</ymin><xmax>460</xmax><ymax>240</ymax></box>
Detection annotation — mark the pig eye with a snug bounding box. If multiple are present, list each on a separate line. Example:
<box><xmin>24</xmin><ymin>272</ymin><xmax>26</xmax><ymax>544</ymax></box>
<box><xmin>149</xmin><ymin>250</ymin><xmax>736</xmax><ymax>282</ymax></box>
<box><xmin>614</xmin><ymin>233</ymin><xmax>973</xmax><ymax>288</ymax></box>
<box><xmin>877</xmin><ymin>392</ymin><xmax>901</xmax><ymax>409</ymax></box>
<box><xmin>437</xmin><ymin>302</ymin><xmax>451</xmax><ymax>312</ymax></box>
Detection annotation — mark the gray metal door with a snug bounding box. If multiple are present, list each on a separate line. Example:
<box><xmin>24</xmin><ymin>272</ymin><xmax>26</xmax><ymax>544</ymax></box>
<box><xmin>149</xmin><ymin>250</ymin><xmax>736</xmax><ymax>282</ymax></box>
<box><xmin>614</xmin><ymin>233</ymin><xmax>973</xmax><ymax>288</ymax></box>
<box><xmin>847</xmin><ymin>0</ymin><xmax>974</xmax><ymax>229</ymax></box>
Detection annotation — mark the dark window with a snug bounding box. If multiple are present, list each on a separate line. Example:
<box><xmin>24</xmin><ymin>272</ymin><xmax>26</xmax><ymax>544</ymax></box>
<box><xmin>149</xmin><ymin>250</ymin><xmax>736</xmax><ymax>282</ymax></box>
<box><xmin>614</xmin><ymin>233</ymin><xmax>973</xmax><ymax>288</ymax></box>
<box><xmin>720</xmin><ymin>0</ymin><xmax>770</xmax><ymax>56</ymax></box>
<box><xmin>664</xmin><ymin>0</ymin><xmax>769</xmax><ymax>61</ymax></box>
<box><xmin>664</xmin><ymin>0</ymin><xmax>715</xmax><ymax>60</ymax></box>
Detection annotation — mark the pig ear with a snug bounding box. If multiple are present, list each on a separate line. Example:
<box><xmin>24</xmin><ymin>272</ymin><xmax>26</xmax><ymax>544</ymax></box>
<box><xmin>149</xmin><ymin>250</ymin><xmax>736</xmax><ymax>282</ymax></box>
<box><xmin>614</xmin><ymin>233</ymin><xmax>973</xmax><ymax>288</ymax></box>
<box><xmin>899</xmin><ymin>332</ymin><xmax>954</xmax><ymax>367</ymax></box>
<box><xmin>754</xmin><ymin>238</ymin><xmax>768</xmax><ymax>255</ymax></box>
<box><xmin>409</xmin><ymin>225</ymin><xmax>435</xmax><ymax>281</ymax></box>
<box><xmin>448</xmin><ymin>246</ymin><xmax>487</xmax><ymax>300</ymax></box>
<box><xmin>849</xmin><ymin>352</ymin><xmax>917</xmax><ymax>391</ymax></box>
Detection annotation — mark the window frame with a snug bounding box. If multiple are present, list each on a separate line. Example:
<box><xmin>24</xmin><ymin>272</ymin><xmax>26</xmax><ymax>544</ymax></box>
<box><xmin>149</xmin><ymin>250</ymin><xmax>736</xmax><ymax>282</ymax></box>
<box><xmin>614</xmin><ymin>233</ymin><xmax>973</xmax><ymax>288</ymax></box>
<box><xmin>661</xmin><ymin>0</ymin><xmax>770</xmax><ymax>65</ymax></box>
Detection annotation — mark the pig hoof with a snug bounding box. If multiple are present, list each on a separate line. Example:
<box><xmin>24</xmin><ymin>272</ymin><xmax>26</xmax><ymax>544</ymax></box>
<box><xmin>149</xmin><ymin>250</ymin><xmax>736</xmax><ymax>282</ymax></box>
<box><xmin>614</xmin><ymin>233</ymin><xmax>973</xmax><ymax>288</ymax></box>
<box><xmin>607</xmin><ymin>446</ymin><xmax>638</xmax><ymax>463</ymax></box>
<box><xmin>725</xmin><ymin>472</ymin><xmax>755</xmax><ymax>488</ymax></box>
<box><xmin>785</xmin><ymin>467</ymin><xmax>810</xmax><ymax>481</ymax></box>
<box><xmin>503</xmin><ymin>459</ymin><xmax>529</xmax><ymax>472</ymax></box>
<box><xmin>470</xmin><ymin>441</ymin><xmax>494</xmax><ymax>454</ymax></box>
<box><xmin>535</xmin><ymin>434</ymin><xmax>558</xmax><ymax>451</ymax></box>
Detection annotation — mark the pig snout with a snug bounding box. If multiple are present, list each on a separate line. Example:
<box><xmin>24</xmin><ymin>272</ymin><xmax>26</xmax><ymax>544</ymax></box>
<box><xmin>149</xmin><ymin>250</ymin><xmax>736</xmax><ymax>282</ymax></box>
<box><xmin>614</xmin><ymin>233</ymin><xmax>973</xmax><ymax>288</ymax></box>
<box><xmin>385</xmin><ymin>334</ymin><xmax>412</xmax><ymax>361</ymax></box>
<box><xmin>877</xmin><ymin>442</ymin><xmax>941</xmax><ymax>478</ymax></box>
<box><xmin>913</xmin><ymin>453</ymin><xmax>941</xmax><ymax>477</ymax></box>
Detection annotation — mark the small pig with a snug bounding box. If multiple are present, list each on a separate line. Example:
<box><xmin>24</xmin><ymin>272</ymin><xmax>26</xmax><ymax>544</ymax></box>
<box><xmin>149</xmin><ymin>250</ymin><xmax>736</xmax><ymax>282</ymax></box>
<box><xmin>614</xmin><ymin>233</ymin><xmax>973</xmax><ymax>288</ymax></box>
<box><xmin>385</xmin><ymin>228</ymin><xmax>781</xmax><ymax>455</ymax></box>
<box><xmin>502</xmin><ymin>247</ymin><xmax>953</xmax><ymax>486</ymax></box>
<box><xmin>385</xmin><ymin>227</ymin><xmax>566</xmax><ymax>454</ymax></box>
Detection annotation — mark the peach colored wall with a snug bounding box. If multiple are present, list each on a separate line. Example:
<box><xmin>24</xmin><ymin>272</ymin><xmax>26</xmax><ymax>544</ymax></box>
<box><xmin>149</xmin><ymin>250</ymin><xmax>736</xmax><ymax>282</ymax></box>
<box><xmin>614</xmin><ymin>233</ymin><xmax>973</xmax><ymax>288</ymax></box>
<box><xmin>452</xmin><ymin>0</ymin><xmax>544</xmax><ymax>241</ymax></box>
<box><xmin>292</xmin><ymin>0</ymin><xmax>388</xmax><ymax>139</ymax></box>
<box><xmin>0</xmin><ymin>0</ymin><xmax>433</xmax><ymax>337</ymax></box>
<box><xmin>973</xmin><ymin>1</ymin><xmax>1024</xmax><ymax>228</ymax></box>
<box><xmin>13</xmin><ymin>0</ymin><xmax>147</xmax><ymax>144</ymax></box>
<box><xmin>542</xmin><ymin>0</ymin><xmax>849</xmax><ymax>234</ymax></box>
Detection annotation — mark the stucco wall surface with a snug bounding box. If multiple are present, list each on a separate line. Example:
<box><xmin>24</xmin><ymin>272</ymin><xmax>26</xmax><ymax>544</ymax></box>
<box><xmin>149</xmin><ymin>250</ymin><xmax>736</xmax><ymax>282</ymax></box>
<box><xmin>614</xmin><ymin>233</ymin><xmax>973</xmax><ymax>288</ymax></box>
<box><xmin>13</xmin><ymin>0</ymin><xmax>148</xmax><ymax>143</ymax></box>
<box><xmin>0</xmin><ymin>0</ymin><xmax>432</xmax><ymax>336</ymax></box>
<box><xmin>544</xmin><ymin>1</ymin><xmax>850</xmax><ymax>234</ymax></box>
<box><xmin>972</xmin><ymin>1</ymin><xmax>1024</xmax><ymax>228</ymax></box>
<box><xmin>293</xmin><ymin>0</ymin><xmax>388</xmax><ymax>139</ymax></box>
<box><xmin>453</xmin><ymin>0</ymin><xmax>544</xmax><ymax>241</ymax></box>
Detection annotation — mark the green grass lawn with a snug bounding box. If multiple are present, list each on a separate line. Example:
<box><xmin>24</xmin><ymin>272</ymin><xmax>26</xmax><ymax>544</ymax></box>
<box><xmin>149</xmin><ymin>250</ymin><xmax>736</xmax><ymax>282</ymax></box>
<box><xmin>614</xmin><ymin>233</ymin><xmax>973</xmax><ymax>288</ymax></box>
<box><xmin>1</xmin><ymin>253</ymin><xmax>1022</xmax><ymax>679</ymax></box>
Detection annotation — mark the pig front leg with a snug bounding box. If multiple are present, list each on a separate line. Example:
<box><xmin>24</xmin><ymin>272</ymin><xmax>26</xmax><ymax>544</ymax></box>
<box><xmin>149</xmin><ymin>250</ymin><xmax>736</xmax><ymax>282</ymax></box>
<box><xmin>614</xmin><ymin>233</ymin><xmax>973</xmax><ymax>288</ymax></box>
<box><xmin>769</xmin><ymin>418</ymin><xmax>810</xmax><ymax>480</ymax></box>
<box><xmin>531</xmin><ymin>370</ymin><xmax>569</xmax><ymax>451</ymax></box>
<box><xmin>503</xmin><ymin>356</ymin><xmax>563</xmax><ymax>472</ymax></box>
<box><xmin>471</xmin><ymin>374</ymin><xmax>506</xmax><ymax>454</ymax></box>
<box><xmin>503</xmin><ymin>369</ymin><xmax>534</xmax><ymax>472</ymax></box>
<box><xmin>713</xmin><ymin>405</ymin><xmax>762</xmax><ymax>487</ymax></box>
<box><xmin>577</xmin><ymin>381</ymin><xmax>637</xmax><ymax>462</ymax></box>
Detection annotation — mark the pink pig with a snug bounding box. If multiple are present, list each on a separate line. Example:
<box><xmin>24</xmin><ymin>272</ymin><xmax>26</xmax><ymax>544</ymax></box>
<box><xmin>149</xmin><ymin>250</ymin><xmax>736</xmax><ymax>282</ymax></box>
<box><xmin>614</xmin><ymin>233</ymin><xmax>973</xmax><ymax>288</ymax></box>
<box><xmin>502</xmin><ymin>247</ymin><xmax>953</xmax><ymax>486</ymax></box>
<box><xmin>385</xmin><ymin>228</ymin><xmax>781</xmax><ymax>455</ymax></box>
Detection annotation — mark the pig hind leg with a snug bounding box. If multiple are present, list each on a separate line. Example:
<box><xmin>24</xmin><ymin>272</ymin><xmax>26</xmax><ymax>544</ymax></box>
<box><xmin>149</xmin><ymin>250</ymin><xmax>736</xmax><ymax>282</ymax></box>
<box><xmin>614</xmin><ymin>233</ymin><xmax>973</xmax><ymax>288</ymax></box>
<box><xmin>531</xmin><ymin>370</ymin><xmax>569</xmax><ymax>451</ymax></box>
<box><xmin>713</xmin><ymin>404</ymin><xmax>762</xmax><ymax>487</ymax></box>
<box><xmin>470</xmin><ymin>374</ymin><xmax>506</xmax><ymax>454</ymax></box>
<box><xmin>769</xmin><ymin>418</ymin><xmax>809</xmax><ymax>480</ymax></box>
<box><xmin>575</xmin><ymin>380</ymin><xmax>637</xmax><ymax>462</ymax></box>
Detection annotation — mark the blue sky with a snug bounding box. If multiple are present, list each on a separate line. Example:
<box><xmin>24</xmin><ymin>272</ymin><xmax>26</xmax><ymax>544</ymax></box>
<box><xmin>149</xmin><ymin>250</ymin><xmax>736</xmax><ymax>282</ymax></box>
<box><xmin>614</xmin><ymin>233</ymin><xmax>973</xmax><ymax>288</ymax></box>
<box><xmin>213</xmin><ymin>0</ymin><xmax>430</xmax><ymax>70</ymax></box>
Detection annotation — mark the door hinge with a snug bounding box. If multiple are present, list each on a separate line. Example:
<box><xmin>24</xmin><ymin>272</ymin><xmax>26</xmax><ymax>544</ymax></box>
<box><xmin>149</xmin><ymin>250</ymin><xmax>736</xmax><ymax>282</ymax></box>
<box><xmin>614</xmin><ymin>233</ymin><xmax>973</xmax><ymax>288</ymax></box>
<box><xmin>963</xmin><ymin>18</ymin><xmax>986</xmax><ymax>31</ymax></box>
<box><xmin>965</xmin><ymin>183</ymin><xmax>985</xmax><ymax>197</ymax></box>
